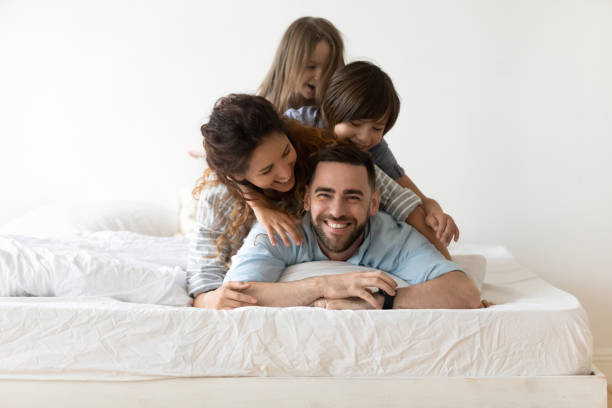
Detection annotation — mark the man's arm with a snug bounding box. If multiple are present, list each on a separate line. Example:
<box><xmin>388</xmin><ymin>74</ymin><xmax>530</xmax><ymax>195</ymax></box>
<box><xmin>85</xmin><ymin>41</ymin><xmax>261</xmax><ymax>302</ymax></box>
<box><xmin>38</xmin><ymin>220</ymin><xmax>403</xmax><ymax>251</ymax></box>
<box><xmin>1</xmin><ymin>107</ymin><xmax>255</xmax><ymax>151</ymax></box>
<box><xmin>225</xmin><ymin>223</ymin><xmax>398</xmax><ymax>308</ymax></box>
<box><xmin>316</xmin><ymin>270</ymin><xmax>480</xmax><ymax>310</ymax></box>
<box><xmin>393</xmin><ymin>270</ymin><xmax>480</xmax><ymax>309</ymax></box>
<box><xmin>235</xmin><ymin>271</ymin><xmax>398</xmax><ymax>308</ymax></box>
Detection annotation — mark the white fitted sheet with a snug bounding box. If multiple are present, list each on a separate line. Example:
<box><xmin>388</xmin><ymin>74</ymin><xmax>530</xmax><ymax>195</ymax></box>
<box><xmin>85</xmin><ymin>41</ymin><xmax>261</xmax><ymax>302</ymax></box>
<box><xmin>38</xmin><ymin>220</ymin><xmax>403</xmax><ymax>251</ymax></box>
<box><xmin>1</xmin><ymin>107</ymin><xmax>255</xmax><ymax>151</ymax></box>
<box><xmin>0</xmin><ymin>241</ymin><xmax>593</xmax><ymax>381</ymax></box>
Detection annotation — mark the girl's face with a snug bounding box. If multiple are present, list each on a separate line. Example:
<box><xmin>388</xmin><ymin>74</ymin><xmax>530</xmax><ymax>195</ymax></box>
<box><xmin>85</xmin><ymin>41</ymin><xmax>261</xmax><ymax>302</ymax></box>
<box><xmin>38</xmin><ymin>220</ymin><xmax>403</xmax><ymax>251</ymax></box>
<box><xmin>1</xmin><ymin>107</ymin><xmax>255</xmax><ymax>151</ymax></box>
<box><xmin>236</xmin><ymin>132</ymin><xmax>297</xmax><ymax>193</ymax></box>
<box><xmin>297</xmin><ymin>41</ymin><xmax>331</xmax><ymax>103</ymax></box>
<box><xmin>333</xmin><ymin>119</ymin><xmax>387</xmax><ymax>151</ymax></box>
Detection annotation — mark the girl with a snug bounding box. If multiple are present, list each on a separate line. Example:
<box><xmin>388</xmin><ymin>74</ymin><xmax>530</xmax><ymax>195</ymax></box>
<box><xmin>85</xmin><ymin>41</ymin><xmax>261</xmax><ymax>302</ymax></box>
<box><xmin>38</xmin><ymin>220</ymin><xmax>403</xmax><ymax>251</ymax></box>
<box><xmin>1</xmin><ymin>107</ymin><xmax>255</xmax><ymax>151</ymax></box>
<box><xmin>258</xmin><ymin>16</ymin><xmax>344</xmax><ymax>113</ymax></box>
<box><xmin>187</xmin><ymin>94</ymin><xmax>437</xmax><ymax>309</ymax></box>
<box><xmin>285</xmin><ymin>61</ymin><xmax>460</xmax><ymax>246</ymax></box>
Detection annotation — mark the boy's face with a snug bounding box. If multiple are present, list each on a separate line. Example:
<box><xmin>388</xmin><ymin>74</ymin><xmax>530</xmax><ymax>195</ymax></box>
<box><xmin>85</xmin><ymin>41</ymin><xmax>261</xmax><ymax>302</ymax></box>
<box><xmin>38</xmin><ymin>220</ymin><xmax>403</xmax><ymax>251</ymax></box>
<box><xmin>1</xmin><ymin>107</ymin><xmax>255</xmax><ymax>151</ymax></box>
<box><xmin>333</xmin><ymin>118</ymin><xmax>386</xmax><ymax>151</ymax></box>
<box><xmin>304</xmin><ymin>161</ymin><xmax>380</xmax><ymax>258</ymax></box>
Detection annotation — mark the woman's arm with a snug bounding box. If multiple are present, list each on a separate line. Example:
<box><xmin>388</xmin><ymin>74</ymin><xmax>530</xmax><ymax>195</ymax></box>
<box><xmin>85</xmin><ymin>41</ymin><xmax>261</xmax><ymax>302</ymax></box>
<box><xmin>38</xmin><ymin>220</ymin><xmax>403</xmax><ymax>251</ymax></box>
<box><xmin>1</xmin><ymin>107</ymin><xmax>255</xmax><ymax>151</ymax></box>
<box><xmin>187</xmin><ymin>182</ymin><xmax>256</xmax><ymax>309</ymax></box>
<box><xmin>238</xmin><ymin>183</ymin><xmax>304</xmax><ymax>247</ymax></box>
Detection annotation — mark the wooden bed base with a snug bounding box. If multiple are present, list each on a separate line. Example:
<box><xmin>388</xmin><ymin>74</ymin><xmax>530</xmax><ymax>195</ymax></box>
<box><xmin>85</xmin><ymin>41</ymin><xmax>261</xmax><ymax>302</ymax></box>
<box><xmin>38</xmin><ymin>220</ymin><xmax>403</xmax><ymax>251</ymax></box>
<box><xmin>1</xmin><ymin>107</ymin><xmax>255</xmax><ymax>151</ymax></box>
<box><xmin>0</xmin><ymin>366</ymin><xmax>606</xmax><ymax>408</ymax></box>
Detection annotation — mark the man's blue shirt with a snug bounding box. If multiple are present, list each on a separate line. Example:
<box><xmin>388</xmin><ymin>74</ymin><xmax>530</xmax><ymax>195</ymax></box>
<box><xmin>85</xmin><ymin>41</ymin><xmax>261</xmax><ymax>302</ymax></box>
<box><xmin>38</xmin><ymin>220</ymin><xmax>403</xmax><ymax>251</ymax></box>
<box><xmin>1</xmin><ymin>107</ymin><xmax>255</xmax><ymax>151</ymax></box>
<box><xmin>224</xmin><ymin>211</ymin><xmax>461</xmax><ymax>285</ymax></box>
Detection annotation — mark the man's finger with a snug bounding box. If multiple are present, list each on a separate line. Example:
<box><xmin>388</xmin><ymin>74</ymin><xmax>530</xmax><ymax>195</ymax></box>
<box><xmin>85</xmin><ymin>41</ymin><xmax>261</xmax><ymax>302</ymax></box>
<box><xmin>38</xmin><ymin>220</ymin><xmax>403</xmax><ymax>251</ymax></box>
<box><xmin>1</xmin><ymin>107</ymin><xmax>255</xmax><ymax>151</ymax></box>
<box><xmin>221</xmin><ymin>299</ymin><xmax>254</xmax><ymax>309</ymax></box>
<box><xmin>226</xmin><ymin>289</ymin><xmax>257</xmax><ymax>305</ymax></box>
<box><xmin>357</xmin><ymin>289</ymin><xmax>381</xmax><ymax>309</ymax></box>
<box><xmin>367</xmin><ymin>271</ymin><xmax>397</xmax><ymax>289</ymax></box>
<box><xmin>226</xmin><ymin>281</ymin><xmax>251</xmax><ymax>290</ymax></box>
<box><xmin>363</xmin><ymin>278</ymin><xmax>396</xmax><ymax>296</ymax></box>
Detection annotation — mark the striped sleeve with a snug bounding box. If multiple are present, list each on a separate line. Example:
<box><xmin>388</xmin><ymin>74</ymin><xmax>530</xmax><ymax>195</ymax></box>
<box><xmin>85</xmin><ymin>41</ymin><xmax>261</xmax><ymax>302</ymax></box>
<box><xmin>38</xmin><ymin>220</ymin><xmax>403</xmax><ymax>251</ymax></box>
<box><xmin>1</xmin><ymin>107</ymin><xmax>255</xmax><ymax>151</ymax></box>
<box><xmin>375</xmin><ymin>165</ymin><xmax>422</xmax><ymax>222</ymax></box>
<box><xmin>186</xmin><ymin>182</ymin><xmax>241</xmax><ymax>298</ymax></box>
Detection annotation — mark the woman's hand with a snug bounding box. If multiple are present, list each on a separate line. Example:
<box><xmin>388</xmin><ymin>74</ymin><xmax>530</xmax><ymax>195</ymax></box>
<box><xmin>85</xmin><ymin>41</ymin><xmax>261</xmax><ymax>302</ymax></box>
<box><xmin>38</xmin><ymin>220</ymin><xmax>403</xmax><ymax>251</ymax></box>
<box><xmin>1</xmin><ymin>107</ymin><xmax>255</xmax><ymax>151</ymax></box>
<box><xmin>422</xmin><ymin>198</ymin><xmax>460</xmax><ymax>246</ymax></box>
<box><xmin>252</xmin><ymin>205</ymin><xmax>303</xmax><ymax>247</ymax></box>
<box><xmin>193</xmin><ymin>282</ymin><xmax>258</xmax><ymax>310</ymax></box>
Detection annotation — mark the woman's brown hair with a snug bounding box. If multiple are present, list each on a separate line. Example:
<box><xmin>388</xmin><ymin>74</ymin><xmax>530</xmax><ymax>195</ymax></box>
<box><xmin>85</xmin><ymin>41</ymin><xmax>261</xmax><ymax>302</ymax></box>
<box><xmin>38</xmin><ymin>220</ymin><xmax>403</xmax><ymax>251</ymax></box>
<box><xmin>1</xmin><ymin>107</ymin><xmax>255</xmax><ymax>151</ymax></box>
<box><xmin>194</xmin><ymin>94</ymin><xmax>336</xmax><ymax>261</ymax></box>
<box><xmin>321</xmin><ymin>61</ymin><xmax>400</xmax><ymax>135</ymax></box>
<box><xmin>258</xmin><ymin>17</ymin><xmax>345</xmax><ymax>113</ymax></box>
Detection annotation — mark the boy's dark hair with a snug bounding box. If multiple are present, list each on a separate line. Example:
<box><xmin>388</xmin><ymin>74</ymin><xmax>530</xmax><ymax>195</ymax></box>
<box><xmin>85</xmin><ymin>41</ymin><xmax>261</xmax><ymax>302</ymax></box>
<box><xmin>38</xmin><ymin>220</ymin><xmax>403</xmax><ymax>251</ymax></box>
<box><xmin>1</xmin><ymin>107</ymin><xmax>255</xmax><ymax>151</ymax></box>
<box><xmin>321</xmin><ymin>61</ymin><xmax>400</xmax><ymax>135</ymax></box>
<box><xmin>307</xmin><ymin>143</ymin><xmax>376</xmax><ymax>189</ymax></box>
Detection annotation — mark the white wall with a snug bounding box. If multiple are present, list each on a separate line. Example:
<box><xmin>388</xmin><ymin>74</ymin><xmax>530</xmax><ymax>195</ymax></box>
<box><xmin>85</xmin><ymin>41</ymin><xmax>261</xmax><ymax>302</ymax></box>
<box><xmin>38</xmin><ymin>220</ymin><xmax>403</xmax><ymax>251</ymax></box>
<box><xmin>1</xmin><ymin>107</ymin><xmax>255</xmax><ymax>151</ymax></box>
<box><xmin>1</xmin><ymin>0</ymin><xmax>611</xmax><ymax>369</ymax></box>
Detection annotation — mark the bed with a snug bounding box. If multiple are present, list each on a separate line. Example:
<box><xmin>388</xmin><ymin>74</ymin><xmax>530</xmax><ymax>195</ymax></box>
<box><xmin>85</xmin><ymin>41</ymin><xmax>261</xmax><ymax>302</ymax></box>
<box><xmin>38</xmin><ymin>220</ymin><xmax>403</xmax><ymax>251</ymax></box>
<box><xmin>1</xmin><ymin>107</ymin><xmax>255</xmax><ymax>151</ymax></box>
<box><xmin>0</xmin><ymin>201</ymin><xmax>607</xmax><ymax>407</ymax></box>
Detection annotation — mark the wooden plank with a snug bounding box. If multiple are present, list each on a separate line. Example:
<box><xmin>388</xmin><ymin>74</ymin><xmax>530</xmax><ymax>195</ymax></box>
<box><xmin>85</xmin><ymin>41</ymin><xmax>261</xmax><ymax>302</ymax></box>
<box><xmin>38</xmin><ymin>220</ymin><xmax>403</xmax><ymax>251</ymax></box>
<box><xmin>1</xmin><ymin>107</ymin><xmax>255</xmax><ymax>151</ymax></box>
<box><xmin>0</xmin><ymin>368</ymin><xmax>607</xmax><ymax>408</ymax></box>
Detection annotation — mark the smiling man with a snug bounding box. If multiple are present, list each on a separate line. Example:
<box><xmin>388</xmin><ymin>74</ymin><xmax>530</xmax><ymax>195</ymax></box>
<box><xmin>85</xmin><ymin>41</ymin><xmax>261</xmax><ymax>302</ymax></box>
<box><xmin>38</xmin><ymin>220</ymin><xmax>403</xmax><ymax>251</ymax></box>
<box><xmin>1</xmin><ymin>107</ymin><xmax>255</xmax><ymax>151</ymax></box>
<box><xmin>224</xmin><ymin>144</ymin><xmax>480</xmax><ymax>310</ymax></box>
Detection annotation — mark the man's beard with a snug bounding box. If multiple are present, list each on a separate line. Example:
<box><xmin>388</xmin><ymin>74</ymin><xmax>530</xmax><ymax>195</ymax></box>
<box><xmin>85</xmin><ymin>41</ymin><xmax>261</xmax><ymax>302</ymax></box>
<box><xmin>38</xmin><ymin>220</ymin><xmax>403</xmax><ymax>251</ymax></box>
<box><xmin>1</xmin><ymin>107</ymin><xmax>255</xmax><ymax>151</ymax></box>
<box><xmin>310</xmin><ymin>213</ymin><xmax>367</xmax><ymax>254</ymax></box>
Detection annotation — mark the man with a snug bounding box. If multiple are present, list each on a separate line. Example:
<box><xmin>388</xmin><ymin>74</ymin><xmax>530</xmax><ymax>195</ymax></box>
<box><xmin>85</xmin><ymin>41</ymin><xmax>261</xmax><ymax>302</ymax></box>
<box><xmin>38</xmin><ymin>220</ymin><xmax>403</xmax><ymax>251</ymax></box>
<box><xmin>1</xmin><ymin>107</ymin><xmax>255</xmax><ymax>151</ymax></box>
<box><xmin>224</xmin><ymin>144</ymin><xmax>480</xmax><ymax>310</ymax></box>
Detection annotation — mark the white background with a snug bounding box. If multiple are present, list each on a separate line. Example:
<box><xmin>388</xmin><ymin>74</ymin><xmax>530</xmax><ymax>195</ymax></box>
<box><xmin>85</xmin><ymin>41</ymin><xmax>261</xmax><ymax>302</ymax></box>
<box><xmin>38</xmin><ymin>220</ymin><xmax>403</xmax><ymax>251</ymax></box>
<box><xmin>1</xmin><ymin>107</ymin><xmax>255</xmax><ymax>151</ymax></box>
<box><xmin>1</xmin><ymin>0</ymin><xmax>611</xmax><ymax>367</ymax></box>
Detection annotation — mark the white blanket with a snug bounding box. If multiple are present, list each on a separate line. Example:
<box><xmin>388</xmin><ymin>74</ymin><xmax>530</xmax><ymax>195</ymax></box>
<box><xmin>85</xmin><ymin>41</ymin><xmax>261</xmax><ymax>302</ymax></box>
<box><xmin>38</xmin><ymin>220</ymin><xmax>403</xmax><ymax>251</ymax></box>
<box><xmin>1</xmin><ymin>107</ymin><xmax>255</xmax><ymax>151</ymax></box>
<box><xmin>0</xmin><ymin>232</ymin><xmax>191</xmax><ymax>306</ymax></box>
<box><xmin>0</xmin><ymin>236</ymin><xmax>593</xmax><ymax>380</ymax></box>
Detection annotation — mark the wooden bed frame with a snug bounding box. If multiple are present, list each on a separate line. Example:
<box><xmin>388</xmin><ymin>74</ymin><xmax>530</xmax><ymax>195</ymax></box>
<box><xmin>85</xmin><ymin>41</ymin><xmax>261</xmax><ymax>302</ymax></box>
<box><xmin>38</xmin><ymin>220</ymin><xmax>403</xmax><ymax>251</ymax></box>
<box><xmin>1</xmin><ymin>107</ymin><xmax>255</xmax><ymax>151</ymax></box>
<box><xmin>1</xmin><ymin>366</ymin><xmax>606</xmax><ymax>407</ymax></box>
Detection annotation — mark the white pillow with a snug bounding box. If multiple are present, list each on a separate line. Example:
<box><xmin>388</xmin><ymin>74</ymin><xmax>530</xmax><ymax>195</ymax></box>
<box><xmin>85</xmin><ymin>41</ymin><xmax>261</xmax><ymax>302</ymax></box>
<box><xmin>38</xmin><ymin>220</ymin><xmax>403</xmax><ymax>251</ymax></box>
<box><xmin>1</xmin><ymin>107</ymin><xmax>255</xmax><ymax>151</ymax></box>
<box><xmin>0</xmin><ymin>200</ymin><xmax>179</xmax><ymax>238</ymax></box>
<box><xmin>280</xmin><ymin>255</ymin><xmax>487</xmax><ymax>293</ymax></box>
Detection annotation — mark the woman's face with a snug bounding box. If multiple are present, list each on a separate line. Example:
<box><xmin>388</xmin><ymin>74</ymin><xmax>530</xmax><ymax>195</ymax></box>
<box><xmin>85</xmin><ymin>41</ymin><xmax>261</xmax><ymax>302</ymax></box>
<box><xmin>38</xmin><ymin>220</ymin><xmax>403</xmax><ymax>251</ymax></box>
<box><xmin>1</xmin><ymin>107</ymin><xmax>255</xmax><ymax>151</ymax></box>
<box><xmin>237</xmin><ymin>132</ymin><xmax>297</xmax><ymax>192</ymax></box>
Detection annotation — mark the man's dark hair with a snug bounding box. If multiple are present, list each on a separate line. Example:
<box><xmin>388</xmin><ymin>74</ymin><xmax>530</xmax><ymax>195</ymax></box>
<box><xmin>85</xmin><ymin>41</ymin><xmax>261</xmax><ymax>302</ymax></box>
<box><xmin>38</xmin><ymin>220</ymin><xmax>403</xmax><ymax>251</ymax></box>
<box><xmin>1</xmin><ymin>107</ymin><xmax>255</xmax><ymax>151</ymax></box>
<box><xmin>307</xmin><ymin>143</ymin><xmax>376</xmax><ymax>189</ymax></box>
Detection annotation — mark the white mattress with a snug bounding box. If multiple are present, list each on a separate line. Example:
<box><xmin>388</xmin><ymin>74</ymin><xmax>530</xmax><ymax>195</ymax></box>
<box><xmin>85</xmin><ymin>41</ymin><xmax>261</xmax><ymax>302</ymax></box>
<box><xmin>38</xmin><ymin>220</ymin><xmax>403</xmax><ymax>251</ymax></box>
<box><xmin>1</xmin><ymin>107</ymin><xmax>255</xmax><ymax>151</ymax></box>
<box><xmin>0</xmin><ymin>237</ymin><xmax>593</xmax><ymax>381</ymax></box>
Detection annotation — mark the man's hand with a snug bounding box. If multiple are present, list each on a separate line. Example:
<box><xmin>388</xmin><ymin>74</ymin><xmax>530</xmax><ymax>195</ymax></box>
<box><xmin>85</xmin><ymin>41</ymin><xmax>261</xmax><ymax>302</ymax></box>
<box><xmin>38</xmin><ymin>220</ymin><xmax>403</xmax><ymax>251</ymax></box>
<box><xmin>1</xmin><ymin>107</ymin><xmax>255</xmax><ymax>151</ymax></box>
<box><xmin>320</xmin><ymin>271</ymin><xmax>397</xmax><ymax>309</ymax></box>
<box><xmin>314</xmin><ymin>293</ymin><xmax>384</xmax><ymax>310</ymax></box>
<box><xmin>193</xmin><ymin>282</ymin><xmax>258</xmax><ymax>310</ymax></box>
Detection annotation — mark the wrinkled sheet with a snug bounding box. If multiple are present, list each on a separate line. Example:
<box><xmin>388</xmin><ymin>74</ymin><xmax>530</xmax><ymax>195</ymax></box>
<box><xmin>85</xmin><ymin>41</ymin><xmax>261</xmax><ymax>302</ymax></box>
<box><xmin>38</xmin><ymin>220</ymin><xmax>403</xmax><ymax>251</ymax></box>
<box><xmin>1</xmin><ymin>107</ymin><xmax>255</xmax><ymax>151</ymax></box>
<box><xmin>0</xmin><ymin>239</ymin><xmax>593</xmax><ymax>380</ymax></box>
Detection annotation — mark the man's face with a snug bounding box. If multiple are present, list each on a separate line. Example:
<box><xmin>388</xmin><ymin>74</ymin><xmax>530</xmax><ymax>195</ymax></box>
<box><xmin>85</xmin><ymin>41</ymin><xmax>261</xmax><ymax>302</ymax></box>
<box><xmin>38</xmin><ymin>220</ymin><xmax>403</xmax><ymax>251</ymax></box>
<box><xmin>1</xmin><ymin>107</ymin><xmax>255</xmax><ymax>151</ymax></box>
<box><xmin>304</xmin><ymin>161</ymin><xmax>380</xmax><ymax>259</ymax></box>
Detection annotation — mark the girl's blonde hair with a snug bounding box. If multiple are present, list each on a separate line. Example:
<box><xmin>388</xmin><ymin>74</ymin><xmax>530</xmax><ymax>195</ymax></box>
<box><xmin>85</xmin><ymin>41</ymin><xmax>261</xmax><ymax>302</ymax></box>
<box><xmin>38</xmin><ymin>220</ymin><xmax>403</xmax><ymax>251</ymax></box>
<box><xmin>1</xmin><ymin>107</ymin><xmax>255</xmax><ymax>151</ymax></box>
<box><xmin>258</xmin><ymin>17</ymin><xmax>344</xmax><ymax>113</ymax></box>
<box><xmin>194</xmin><ymin>94</ymin><xmax>336</xmax><ymax>264</ymax></box>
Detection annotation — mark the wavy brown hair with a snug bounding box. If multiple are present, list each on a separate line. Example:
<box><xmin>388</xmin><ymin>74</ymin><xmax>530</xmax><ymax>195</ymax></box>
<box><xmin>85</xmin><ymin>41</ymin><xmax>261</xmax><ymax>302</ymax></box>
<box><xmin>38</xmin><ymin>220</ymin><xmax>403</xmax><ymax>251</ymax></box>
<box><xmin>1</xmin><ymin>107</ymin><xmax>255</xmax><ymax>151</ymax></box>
<box><xmin>258</xmin><ymin>16</ymin><xmax>345</xmax><ymax>113</ymax></box>
<box><xmin>194</xmin><ymin>94</ymin><xmax>336</xmax><ymax>261</ymax></box>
